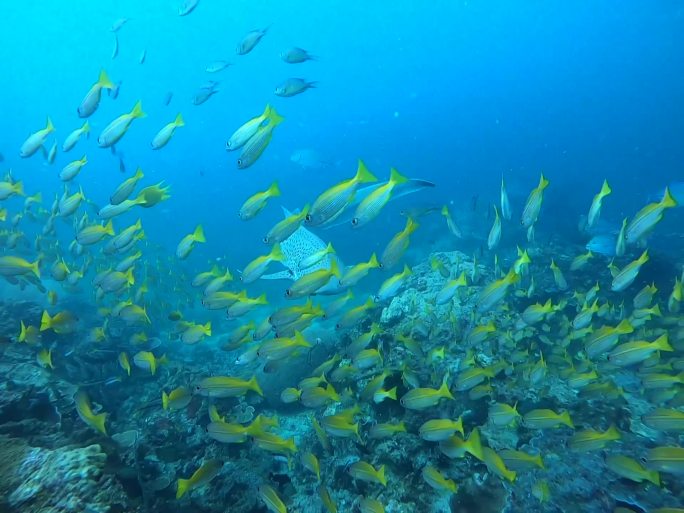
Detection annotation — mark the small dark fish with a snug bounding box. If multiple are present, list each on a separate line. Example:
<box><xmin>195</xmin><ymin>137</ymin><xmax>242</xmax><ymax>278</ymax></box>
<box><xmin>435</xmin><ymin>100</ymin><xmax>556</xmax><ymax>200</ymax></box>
<box><xmin>275</xmin><ymin>78</ymin><xmax>317</xmax><ymax>97</ymax></box>
<box><xmin>192</xmin><ymin>81</ymin><xmax>219</xmax><ymax>105</ymax></box>
<box><xmin>163</xmin><ymin>91</ymin><xmax>173</xmax><ymax>106</ymax></box>
<box><xmin>281</xmin><ymin>47</ymin><xmax>316</xmax><ymax>64</ymax></box>
<box><xmin>111</xmin><ymin>18</ymin><xmax>129</xmax><ymax>32</ymax></box>
<box><xmin>178</xmin><ymin>0</ymin><xmax>200</xmax><ymax>16</ymax></box>
<box><xmin>118</xmin><ymin>156</ymin><xmax>126</xmax><ymax>174</ymax></box>
<box><xmin>108</xmin><ymin>80</ymin><xmax>122</xmax><ymax>99</ymax></box>
<box><xmin>400</xmin><ymin>206</ymin><xmax>440</xmax><ymax>218</ymax></box>
<box><xmin>205</xmin><ymin>60</ymin><xmax>231</xmax><ymax>73</ymax></box>
<box><xmin>112</xmin><ymin>34</ymin><xmax>119</xmax><ymax>60</ymax></box>
<box><xmin>139</xmin><ymin>49</ymin><xmax>146</xmax><ymax>64</ymax></box>
<box><xmin>237</xmin><ymin>27</ymin><xmax>269</xmax><ymax>55</ymax></box>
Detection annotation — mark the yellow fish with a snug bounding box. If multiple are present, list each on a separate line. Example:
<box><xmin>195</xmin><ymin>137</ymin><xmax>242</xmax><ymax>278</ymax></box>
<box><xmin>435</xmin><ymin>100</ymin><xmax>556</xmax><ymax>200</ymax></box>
<box><xmin>176</xmin><ymin>459</ymin><xmax>223</xmax><ymax>499</ymax></box>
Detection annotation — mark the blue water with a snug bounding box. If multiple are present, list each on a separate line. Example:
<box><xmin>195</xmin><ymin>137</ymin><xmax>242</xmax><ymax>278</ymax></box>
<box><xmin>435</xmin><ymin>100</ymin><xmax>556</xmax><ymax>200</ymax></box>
<box><xmin>3</xmin><ymin>0</ymin><xmax>683</xmax><ymax>275</ymax></box>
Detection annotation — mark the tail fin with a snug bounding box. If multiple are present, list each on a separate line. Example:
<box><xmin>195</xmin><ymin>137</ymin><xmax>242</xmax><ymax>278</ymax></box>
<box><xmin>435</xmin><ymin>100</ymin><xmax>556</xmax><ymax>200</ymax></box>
<box><xmin>271</xmin><ymin>243</ymin><xmax>285</xmax><ymax>262</ymax></box>
<box><xmin>465</xmin><ymin>428</ymin><xmax>484</xmax><ymax>461</ymax></box>
<box><xmin>615</xmin><ymin>319</ymin><xmax>633</xmax><ymax>334</ymax></box>
<box><xmin>439</xmin><ymin>374</ymin><xmax>455</xmax><ymax>400</ymax></box>
<box><xmin>268</xmin><ymin>106</ymin><xmax>285</xmax><ymax>127</ymax></box>
<box><xmin>385</xmin><ymin>386</ymin><xmax>397</xmax><ymax>400</ymax></box>
<box><xmin>355</xmin><ymin>160</ymin><xmax>377</xmax><ymax>184</ymax></box>
<box><xmin>599</xmin><ymin>179</ymin><xmax>611</xmax><ymax>197</ymax></box>
<box><xmin>662</xmin><ymin>187</ymin><xmax>677</xmax><ymax>208</ymax></box>
<box><xmin>130</xmin><ymin>100</ymin><xmax>146</xmax><ymax>119</ymax></box>
<box><xmin>92</xmin><ymin>412</ymin><xmax>107</xmax><ymax>435</ymax></box>
<box><xmin>98</xmin><ymin>69</ymin><xmax>115</xmax><ymax>89</ymax></box>
<box><xmin>377</xmin><ymin>464</ymin><xmax>387</xmax><ymax>486</ymax></box>
<box><xmin>104</xmin><ymin>220</ymin><xmax>115</xmax><ymax>236</ymax></box>
<box><xmin>176</xmin><ymin>478</ymin><xmax>191</xmax><ymax>499</ymax></box>
<box><xmin>40</xmin><ymin>311</ymin><xmax>52</xmax><ymax>331</ymax></box>
<box><xmin>538</xmin><ymin>173</ymin><xmax>550</xmax><ymax>190</ymax></box>
<box><xmin>389</xmin><ymin>167</ymin><xmax>409</xmax><ymax>186</ymax></box>
<box><xmin>162</xmin><ymin>391</ymin><xmax>169</xmax><ymax>410</ymax></box>
<box><xmin>268</xmin><ymin>181</ymin><xmax>281</xmax><ymax>197</ymax></box>
<box><xmin>560</xmin><ymin>411</ymin><xmax>574</xmax><ymax>429</ymax></box>
<box><xmin>81</xmin><ymin>120</ymin><xmax>91</xmax><ymax>134</ymax></box>
<box><xmin>30</xmin><ymin>258</ymin><xmax>41</xmax><ymax>279</ymax></box>
<box><xmin>250</xmin><ymin>375</ymin><xmax>264</xmax><ymax>396</ymax></box>
<box><xmin>653</xmin><ymin>334</ymin><xmax>673</xmax><ymax>352</ymax></box>
<box><xmin>46</xmin><ymin>117</ymin><xmax>55</xmax><ymax>133</ymax></box>
<box><xmin>19</xmin><ymin>321</ymin><xmax>27</xmax><ymax>342</ymax></box>
<box><xmin>329</xmin><ymin>259</ymin><xmax>341</xmax><ymax>278</ymax></box>
<box><xmin>193</xmin><ymin>225</ymin><xmax>206</xmax><ymax>243</ymax></box>
<box><xmin>174</xmin><ymin>113</ymin><xmax>185</xmax><ymax>127</ymax></box>
<box><xmin>368</xmin><ymin>253</ymin><xmax>379</xmax><ymax>268</ymax></box>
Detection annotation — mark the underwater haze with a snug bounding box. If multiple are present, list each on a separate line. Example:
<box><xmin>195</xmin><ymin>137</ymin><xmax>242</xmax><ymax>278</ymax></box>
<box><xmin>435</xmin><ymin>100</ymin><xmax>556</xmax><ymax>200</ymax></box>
<box><xmin>1</xmin><ymin>1</ymin><xmax>684</xmax><ymax>513</ymax></box>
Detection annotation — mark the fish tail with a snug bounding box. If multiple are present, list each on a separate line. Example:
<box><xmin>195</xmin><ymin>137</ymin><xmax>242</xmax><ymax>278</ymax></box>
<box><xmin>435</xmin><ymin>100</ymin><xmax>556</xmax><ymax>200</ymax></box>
<box><xmin>654</xmin><ymin>334</ymin><xmax>673</xmax><ymax>352</ymax></box>
<box><xmin>505</xmin><ymin>468</ymin><xmax>517</xmax><ymax>482</ymax></box>
<box><xmin>268</xmin><ymin>181</ymin><xmax>281</xmax><ymax>197</ymax></box>
<box><xmin>134</xmin><ymin>167</ymin><xmax>144</xmax><ymax>179</ymax></box>
<box><xmin>465</xmin><ymin>428</ymin><xmax>484</xmax><ymax>461</ymax></box>
<box><xmin>125</xmin><ymin>268</ymin><xmax>135</xmax><ymax>286</ymax></box>
<box><xmin>30</xmin><ymin>258</ymin><xmax>41</xmax><ymax>279</ymax></box>
<box><xmin>193</xmin><ymin>225</ymin><xmax>206</xmax><ymax>243</ymax></box>
<box><xmin>92</xmin><ymin>412</ymin><xmax>107</xmax><ymax>435</ymax></box>
<box><xmin>439</xmin><ymin>376</ymin><xmax>454</xmax><ymax>401</ymax></box>
<box><xmin>616</xmin><ymin>319</ymin><xmax>633</xmax><ymax>334</ymax></box>
<box><xmin>661</xmin><ymin>186</ymin><xmax>677</xmax><ymax>208</ymax></box>
<box><xmin>250</xmin><ymin>375</ymin><xmax>264</xmax><ymax>396</ymax></box>
<box><xmin>271</xmin><ymin>243</ymin><xmax>285</xmax><ymax>262</ymax></box>
<box><xmin>377</xmin><ymin>464</ymin><xmax>387</xmax><ymax>486</ymax></box>
<box><xmin>329</xmin><ymin>258</ymin><xmax>341</xmax><ymax>278</ymax></box>
<box><xmin>647</xmin><ymin>470</ymin><xmax>661</xmax><ymax>487</ymax></box>
<box><xmin>130</xmin><ymin>100</ymin><xmax>146</xmax><ymax>119</ymax></box>
<box><xmin>638</xmin><ymin>250</ymin><xmax>649</xmax><ymax>264</ymax></box>
<box><xmin>13</xmin><ymin>180</ymin><xmax>25</xmax><ymax>196</ymax></box>
<box><xmin>267</xmin><ymin>106</ymin><xmax>285</xmax><ymax>126</ymax></box>
<box><xmin>18</xmin><ymin>321</ymin><xmax>27</xmax><ymax>342</ymax></box>
<box><xmin>600</xmin><ymin>179</ymin><xmax>611</xmax><ymax>197</ymax></box>
<box><xmin>386</xmin><ymin>387</ymin><xmax>397</xmax><ymax>400</ymax></box>
<box><xmin>605</xmin><ymin>424</ymin><xmax>621</xmax><ymax>440</ymax></box>
<box><xmin>98</xmin><ymin>69</ymin><xmax>115</xmax><ymax>89</ymax></box>
<box><xmin>104</xmin><ymin>220</ymin><xmax>115</xmax><ymax>236</ymax></box>
<box><xmin>174</xmin><ymin>113</ymin><xmax>185</xmax><ymax>127</ymax></box>
<box><xmin>162</xmin><ymin>391</ymin><xmax>169</xmax><ymax>410</ymax></box>
<box><xmin>560</xmin><ymin>411</ymin><xmax>574</xmax><ymax>429</ymax></box>
<box><xmin>368</xmin><ymin>253</ymin><xmax>379</xmax><ymax>268</ymax></box>
<box><xmin>389</xmin><ymin>167</ymin><xmax>409</xmax><ymax>186</ymax></box>
<box><xmin>535</xmin><ymin>454</ymin><xmax>545</xmax><ymax>469</ymax></box>
<box><xmin>538</xmin><ymin>173</ymin><xmax>550</xmax><ymax>190</ymax></box>
<box><xmin>82</xmin><ymin>120</ymin><xmax>91</xmax><ymax>134</ymax></box>
<box><xmin>46</xmin><ymin>116</ymin><xmax>55</xmax><ymax>133</ymax></box>
<box><xmin>40</xmin><ymin>310</ymin><xmax>52</xmax><ymax>331</ymax></box>
<box><xmin>355</xmin><ymin>159</ymin><xmax>377</xmax><ymax>184</ymax></box>
<box><xmin>176</xmin><ymin>478</ymin><xmax>191</xmax><ymax>499</ymax></box>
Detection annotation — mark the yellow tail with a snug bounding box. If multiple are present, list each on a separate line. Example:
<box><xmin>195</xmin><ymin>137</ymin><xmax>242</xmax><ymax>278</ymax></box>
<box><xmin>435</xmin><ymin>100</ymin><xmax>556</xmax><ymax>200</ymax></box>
<box><xmin>193</xmin><ymin>225</ymin><xmax>206</xmax><ymax>243</ymax></box>
<box><xmin>130</xmin><ymin>100</ymin><xmax>146</xmax><ymax>119</ymax></box>
<box><xmin>389</xmin><ymin>167</ymin><xmax>409</xmax><ymax>186</ymax></box>
<box><xmin>98</xmin><ymin>69</ymin><xmax>115</xmax><ymax>89</ymax></box>
<box><xmin>662</xmin><ymin>186</ymin><xmax>677</xmax><ymax>208</ymax></box>
<box><xmin>176</xmin><ymin>478</ymin><xmax>191</xmax><ymax>499</ymax></box>
<box><xmin>355</xmin><ymin>159</ymin><xmax>378</xmax><ymax>184</ymax></box>
<box><xmin>40</xmin><ymin>311</ymin><xmax>52</xmax><ymax>331</ymax></box>
<box><xmin>268</xmin><ymin>181</ymin><xmax>281</xmax><ymax>197</ymax></box>
<box><xmin>250</xmin><ymin>375</ymin><xmax>264</xmax><ymax>396</ymax></box>
<box><xmin>174</xmin><ymin>113</ymin><xmax>185</xmax><ymax>127</ymax></box>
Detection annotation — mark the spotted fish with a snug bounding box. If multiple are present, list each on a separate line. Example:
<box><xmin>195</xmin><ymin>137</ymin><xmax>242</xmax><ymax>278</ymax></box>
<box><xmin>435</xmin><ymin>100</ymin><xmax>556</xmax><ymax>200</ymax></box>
<box><xmin>261</xmin><ymin>208</ymin><xmax>343</xmax><ymax>295</ymax></box>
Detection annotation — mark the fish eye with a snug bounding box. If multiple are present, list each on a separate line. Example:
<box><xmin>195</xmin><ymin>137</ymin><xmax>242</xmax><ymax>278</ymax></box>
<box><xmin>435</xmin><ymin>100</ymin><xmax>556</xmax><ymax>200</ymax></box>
<box><xmin>305</xmin><ymin>214</ymin><xmax>312</xmax><ymax>222</ymax></box>
<box><xmin>262</xmin><ymin>236</ymin><xmax>269</xmax><ymax>243</ymax></box>
<box><xmin>237</xmin><ymin>159</ymin><xmax>243</xmax><ymax>166</ymax></box>
<box><xmin>285</xmin><ymin>289</ymin><xmax>292</xmax><ymax>297</ymax></box>
<box><xmin>351</xmin><ymin>218</ymin><xmax>359</xmax><ymax>226</ymax></box>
